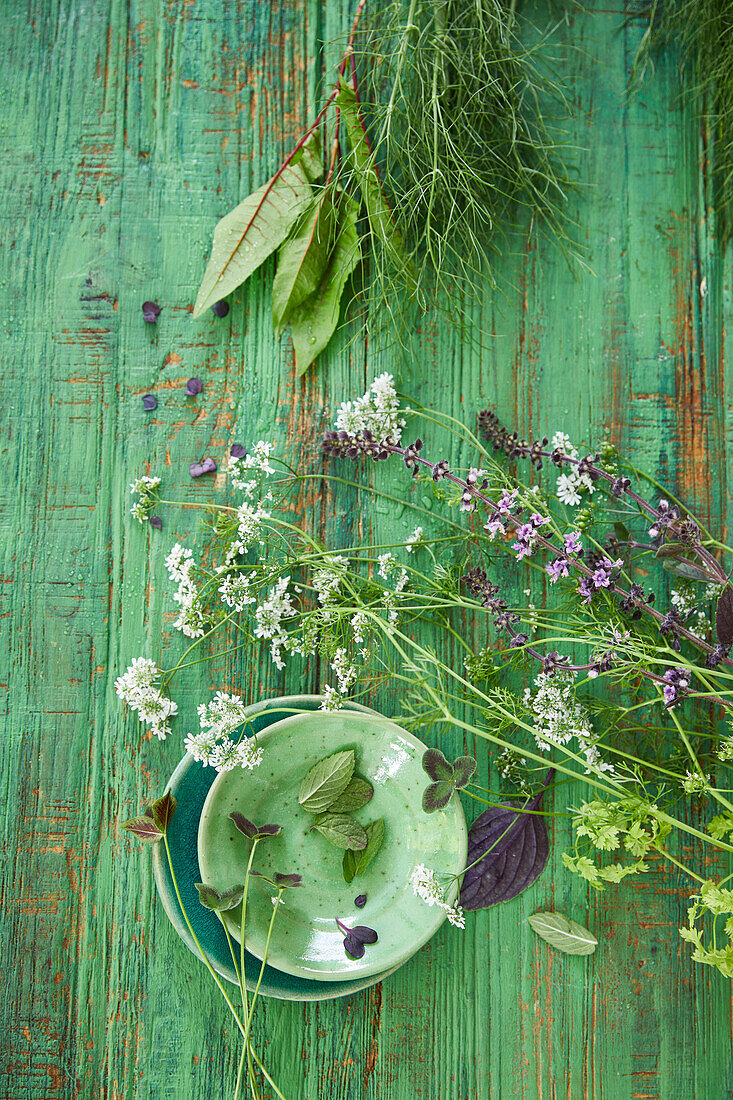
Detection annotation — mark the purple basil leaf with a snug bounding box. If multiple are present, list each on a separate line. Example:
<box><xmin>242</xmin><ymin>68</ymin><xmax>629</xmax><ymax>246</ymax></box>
<box><xmin>121</xmin><ymin>814</ymin><xmax>162</xmax><ymax>843</ymax></box>
<box><xmin>274</xmin><ymin>873</ymin><xmax>303</xmax><ymax>888</ymax></box>
<box><xmin>230</xmin><ymin>443</ymin><xmax>246</xmax><ymax>458</ymax></box>
<box><xmin>451</xmin><ymin>756</ymin><xmax>477</xmax><ymax>789</ymax></box>
<box><xmin>459</xmin><ymin>770</ymin><xmax>554</xmax><ymax>912</ymax></box>
<box><xmin>717</xmin><ymin>586</ymin><xmax>733</xmax><ymax>647</ymax></box>
<box><xmin>212</xmin><ymin>299</ymin><xmax>230</xmax><ymax>318</ymax></box>
<box><xmin>354</xmin><ymin>894</ymin><xmax>367</xmax><ymax>908</ymax></box>
<box><xmin>185</xmin><ymin>377</ymin><xmax>203</xmax><ymax>396</ymax></box>
<box><xmin>149</xmin><ymin>516</ymin><xmax>162</xmax><ymax>530</ymax></box>
<box><xmin>142</xmin><ymin>394</ymin><xmax>157</xmax><ymax>411</ymax></box>
<box><xmin>350</xmin><ymin>925</ymin><xmax>378</xmax><ymax>944</ymax></box>
<box><xmin>422</xmin><ymin>748</ymin><xmax>454</xmax><ymax>782</ymax></box>
<box><xmin>422</xmin><ymin>780</ymin><xmax>454</xmax><ymax>813</ymax></box>
<box><xmin>343</xmin><ymin>934</ymin><xmax>365</xmax><ymax>959</ymax></box>
<box><xmin>142</xmin><ymin>301</ymin><xmax>161</xmax><ymax>323</ymax></box>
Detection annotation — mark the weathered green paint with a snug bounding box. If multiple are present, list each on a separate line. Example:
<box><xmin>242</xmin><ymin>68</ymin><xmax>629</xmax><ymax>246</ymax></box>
<box><xmin>2</xmin><ymin>1</ymin><xmax>732</xmax><ymax>1098</ymax></box>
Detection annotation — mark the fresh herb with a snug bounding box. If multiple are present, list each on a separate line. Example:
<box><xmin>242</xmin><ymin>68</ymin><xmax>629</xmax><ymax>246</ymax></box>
<box><xmin>194</xmin><ymin>882</ymin><xmax>245</xmax><ymax>911</ymax></box>
<box><xmin>527</xmin><ymin>912</ymin><xmax>598</xmax><ymax>957</ymax></box>
<box><xmin>421</xmin><ymin>748</ymin><xmax>477</xmax><ymax>812</ymax></box>
<box><xmin>460</xmin><ymin>772</ymin><xmax>553</xmax><ymax>911</ymax></box>
<box><xmin>342</xmin><ymin>818</ymin><xmax>384</xmax><ymax>883</ymax></box>
<box><xmin>313</xmin><ymin>812</ymin><xmax>368</xmax><ymax>850</ymax></box>
<box><xmin>335</xmin><ymin>917</ymin><xmax>379</xmax><ymax>960</ymax></box>
<box><xmin>229</xmin><ymin>813</ymin><xmax>282</xmax><ymax>840</ymax></box>
<box><xmin>326</xmin><ymin>776</ymin><xmax>374</xmax><ymax>812</ymax></box>
<box><xmin>298</xmin><ymin>749</ymin><xmax>357</xmax><ymax>813</ymax></box>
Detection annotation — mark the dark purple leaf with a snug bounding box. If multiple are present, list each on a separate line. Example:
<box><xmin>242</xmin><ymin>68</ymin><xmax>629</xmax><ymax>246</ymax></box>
<box><xmin>349</xmin><ymin>925</ymin><xmax>378</xmax><ymax>944</ymax></box>
<box><xmin>230</xmin><ymin>443</ymin><xmax>246</xmax><ymax>458</ymax></box>
<box><xmin>150</xmin><ymin>791</ymin><xmax>177</xmax><ymax>832</ymax></box>
<box><xmin>212</xmin><ymin>299</ymin><xmax>230</xmax><ymax>318</ymax></box>
<box><xmin>422</xmin><ymin>748</ymin><xmax>453</xmax><ymax>782</ymax></box>
<box><xmin>142</xmin><ymin>301</ymin><xmax>161</xmax><ymax>323</ymax></box>
<box><xmin>274</xmin><ymin>873</ymin><xmax>303</xmax><ymax>888</ymax></box>
<box><xmin>229</xmin><ymin>812</ymin><xmax>281</xmax><ymax>840</ymax></box>
<box><xmin>149</xmin><ymin>516</ymin><xmax>162</xmax><ymax>530</ymax></box>
<box><xmin>422</xmin><ymin>780</ymin><xmax>454</xmax><ymax>813</ymax></box>
<box><xmin>121</xmin><ymin>814</ymin><xmax>162</xmax><ymax>843</ymax></box>
<box><xmin>343</xmin><ymin>934</ymin><xmax>365</xmax><ymax>959</ymax></box>
<box><xmin>452</xmin><ymin>756</ymin><xmax>477</xmax><ymax>788</ymax></box>
<box><xmin>354</xmin><ymin>894</ymin><xmax>367</xmax><ymax>908</ymax></box>
<box><xmin>459</xmin><ymin>770</ymin><xmax>554</xmax><ymax>911</ymax></box>
<box><xmin>716</xmin><ymin>586</ymin><xmax>733</xmax><ymax>647</ymax></box>
<box><xmin>185</xmin><ymin>377</ymin><xmax>203</xmax><ymax>396</ymax></box>
<box><xmin>142</xmin><ymin>394</ymin><xmax>157</xmax><ymax>411</ymax></box>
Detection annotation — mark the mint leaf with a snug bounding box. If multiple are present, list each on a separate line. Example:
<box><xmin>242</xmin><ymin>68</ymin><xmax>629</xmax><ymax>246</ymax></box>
<box><xmin>313</xmin><ymin>812</ymin><xmax>367</xmax><ymax>850</ymax></box>
<box><xmin>326</xmin><ymin>776</ymin><xmax>373</xmax><ymax>813</ymax></box>
<box><xmin>527</xmin><ymin>912</ymin><xmax>597</xmax><ymax>956</ymax></box>
<box><xmin>299</xmin><ymin>750</ymin><xmax>355</xmax><ymax>814</ymax></box>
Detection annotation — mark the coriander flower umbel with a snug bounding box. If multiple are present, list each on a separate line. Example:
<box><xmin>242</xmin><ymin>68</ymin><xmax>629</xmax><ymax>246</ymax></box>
<box><xmin>129</xmin><ymin>475</ymin><xmax>161</xmax><ymax>524</ymax></box>
<box><xmin>334</xmin><ymin>372</ymin><xmax>405</xmax><ymax>444</ymax></box>
<box><xmin>198</xmin><ymin>691</ymin><xmax>249</xmax><ymax>737</ymax></box>
<box><xmin>218</xmin><ymin>570</ymin><xmax>256</xmax><ymax>612</ymax></box>
<box><xmin>165</xmin><ymin>543</ymin><xmax>207</xmax><ymax>638</ymax></box>
<box><xmin>409</xmin><ymin>864</ymin><xmax>465</xmax><ymax>929</ymax></box>
<box><xmin>229</xmin><ymin>440</ymin><xmax>276</xmax><ymax>491</ymax></box>
<box><xmin>254</xmin><ymin>577</ymin><xmax>296</xmax><ymax>670</ymax></box>
<box><xmin>406</xmin><ymin>526</ymin><xmax>424</xmax><ymax>553</ymax></box>
<box><xmin>114</xmin><ymin>657</ymin><xmax>177</xmax><ymax>741</ymax></box>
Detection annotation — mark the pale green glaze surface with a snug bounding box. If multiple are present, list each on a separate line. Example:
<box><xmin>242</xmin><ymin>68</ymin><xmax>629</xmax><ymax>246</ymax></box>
<box><xmin>198</xmin><ymin>712</ymin><xmax>467</xmax><ymax>980</ymax></box>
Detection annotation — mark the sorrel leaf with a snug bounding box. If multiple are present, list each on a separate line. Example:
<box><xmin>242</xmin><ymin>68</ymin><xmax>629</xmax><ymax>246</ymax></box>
<box><xmin>195</xmin><ymin>882</ymin><xmax>245</xmax><ymax>912</ymax></box>
<box><xmin>290</xmin><ymin>192</ymin><xmax>361</xmax><ymax>375</ymax></box>
<box><xmin>299</xmin><ymin>750</ymin><xmax>355</xmax><ymax>813</ymax></box>
<box><xmin>327</xmin><ymin>776</ymin><xmax>374</xmax><ymax>813</ymax></box>
<box><xmin>193</xmin><ymin>134</ymin><xmax>323</xmax><ymax>318</ymax></box>
<box><xmin>527</xmin><ymin>912</ymin><xmax>597</xmax><ymax>956</ymax></box>
<box><xmin>451</xmin><ymin>756</ymin><xmax>477</xmax><ymax>788</ymax></box>
<box><xmin>313</xmin><ymin>812</ymin><xmax>368</xmax><ymax>850</ymax></box>
<box><xmin>459</xmin><ymin>770</ymin><xmax>554</xmax><ymax>911</ymax></box>
<box><xmin>272</xmin><ymin>188</ymin><xmax>337</xmax><ymax>336</ymax></box>
<box><xmin>717</xmin><ymin>586</ymin><xmax>733</xmax><ymax>646</ymax></box>
<box><xmin>121</xmin><ymin>814</ymin><xmax>162</xmax><ymax>844</ymax></box>
<box><xmin>343</xmin><ymin>817</ymin><xmax>384</xmax><ymax>882</ymax></box>
<box><xmin>149</xmin><ymin>791</ymin><xmax>177</xmax><ymax>832</ymax></box>
<box><xmin>337</xmin><ymin>81</ymin><xmax>416</xmax><ymax>293</ymax></box>
<box><xmin>422</xmin><ymin>747</ymin><xmax>454</xmax><ymax>782</ymax></box>
<box><xmin>422</xmin><ymin>779</ymin><xmax>454</xmax><ymax>813</ymax></box>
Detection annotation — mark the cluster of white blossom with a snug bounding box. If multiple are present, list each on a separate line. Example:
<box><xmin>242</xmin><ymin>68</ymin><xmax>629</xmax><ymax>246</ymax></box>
<box><xmin>165</xmin><ymin>543</ymin><xmax>207</xmax><ymax>638</ymax></box>
<box><xmin>313</xmin><ymin>555</ymin><xmax>349</xmax><ymax>621</ymax></box>
<box><xmin>405</xmin><ymin>526</ymin><xmax>424</xmax><ymax>553</ymax></box>
<box><xmin>319</xmin><ymin>685</ymin><xmax>343</xmax><ymax>712</ymax></box>
<box><xmin>681</xmin><ymin>770</ymin><xmax>711</xmax><ymax>796</ymax></box>
<box><xmin>228</xmin><ymin>441</ymin><xmax>276</xmax><ymax>492</ymax></box>
<box><xmin>524</xmin><ymin>671</ymin><xmax>614</xmax><ymax>776</ymax></box>
<box><xmin>253</xmin><ymin>576</ymin><xmax>296</xmax><ymax>670</ymax></box>
<box><xmin>217</xmin><ymin>569</ymin><xmax>256</xmax><ymax>612</ymax></box>
<box><xmin>129</xmin><ymin>475</ymin><xmax>161</xmax><ymax>524</ymax></box>
<box><xmin>335</xmin><ymin>372</ymin><xmax>405</xmax><ymax>443</ymax></box>
<box><xmin>184</xmin><ymin>691</ymin><xmax>263</xmax><ymax>772</ymax></box>
<box><xmin>551</xmin><ymin>431</ymin><xmax>596</xmax><ymax>507</ymax></box>
<box><xmin>376</xmin><ymin>551</ymin><xmax>409</xmax><ymax>625</ymax></box>
<box><xmin>225</xmin><ymin>500</ymin><xmax>272</xmax><ymax>562</ymax></box>
<box><xmin>670</xmin><ymin>583</ymin><xmax>718</xmax><ymax>642</ymax></box>
<box><xmin>409</xmin><ymin>864</ymin><xmax>465</xmax><ymax>928</ymax></box>
<box><xmin>114</xmin><ymin>657</ymin><xmax>177</xmax><ymax>741</ymax></box>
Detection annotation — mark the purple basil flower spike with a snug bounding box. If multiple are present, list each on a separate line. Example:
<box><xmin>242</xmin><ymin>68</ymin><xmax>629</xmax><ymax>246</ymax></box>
<box><xmin>142</xmin><ymin>394</ymin><xmax>157</xmax><ymax>411</ymax></box>
<box><xmin>149</xmin><ymin>516</ymin><xmax>162</xmax><ymax>530</ymax></box>
<box><xmin>229</xmin><ymin>813</ymin><xmax>282</xmax><ymax>840</ymax></box>
<box><xmin>230</xmin><ymin>444</ymin><xmax>246</xmax><ymax>459</ymax></box>
<box><xmin>212</xmin><ymin>299</ymin><xmax>229</xmax><ymax>318</ymax></box>
<box><xmin>142</xmin><ymin>301</ymin><xmax>161</xmax><ymax>323</ymax></box>
<box><xmin>185</xmin><ymin>377</ymin><xmax>203</xmax><ymax>397</ymax></box>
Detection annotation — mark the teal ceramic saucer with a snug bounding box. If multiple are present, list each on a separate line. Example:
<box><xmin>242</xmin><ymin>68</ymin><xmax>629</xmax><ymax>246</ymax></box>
<box><xmin>152</xmin><ymin>696</ymin><xmax>402</xmax><ymax>1001</ymax></box>
<box><xmin>198</xmin><ymin>711</ymin><xmax>467</xmax><ymax>982</ymax></box>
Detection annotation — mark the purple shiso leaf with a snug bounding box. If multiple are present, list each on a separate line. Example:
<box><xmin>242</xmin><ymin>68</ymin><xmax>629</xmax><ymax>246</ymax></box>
<box><xmin>349</xmin><ymin>925</ymin><xmax>378</xmax><ymax>944</ymax></box>
<box><xmin>185</xmin><ymin>377</ymin><xmax>203</xmax><ymax>396</ymax></box>
<box><xmin>142</xmin><ymin>394</ymin><xmax>157</xmax><ymax>411</ymax></box>
<box><xmin>459</xmin><ymin>769</ymin><xmax>554</xmax><ymax>912</ymax></box>
<box><xmin>274</xmin><ymin>873</ymin><xmax>303</xmax><ymax>888</ymax></box>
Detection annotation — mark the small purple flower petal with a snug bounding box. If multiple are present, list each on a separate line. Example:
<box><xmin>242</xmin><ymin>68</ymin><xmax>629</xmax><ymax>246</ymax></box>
<box><xmin>142</xmin><ymin>301</ymin><xmax>161</xmax><ymax>323</ymax></box>
<box><xmin>354</xmin><ymin>894</ymin><xmax>367</xmax><ymax>908</ymax></box>
<box><xmin>230</xmin><ymin>444</ymin><xmax>246</xmax><ymax>459</ymax></box>
<box><xmin>142</xmin><ymin>394</ymin><xmax>157</xmax><ymax>411</ymax></box>
<box><xmin>149</xmin><ymin>516</ymin><xmax>162</xmax><ymax>530</ymax></box>
<box><xmin>200</xmin><ymin>457</ymin><xmax>217</xmax><ymax>474</ymax></box>
<box><xmin>212</xmin><ymin>299</ymin><xmax>230</xmax><ymax>318</ymax></box>
<box><xmin>185</xmin><ymin>377</ymin><xmax>203</xmax><ymax>397</ymax></box>
<box><xmin>190</xmin><ymin>457</ymin><xmax>217</xmax><ymax>478</ymax></box>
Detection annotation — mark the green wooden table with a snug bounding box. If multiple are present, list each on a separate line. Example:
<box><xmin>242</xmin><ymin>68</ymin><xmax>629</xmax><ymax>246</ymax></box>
<box><xmin>3</xmin><ymin>1</ymin><xmax>732</xmax><ymax>1097</ymax></box>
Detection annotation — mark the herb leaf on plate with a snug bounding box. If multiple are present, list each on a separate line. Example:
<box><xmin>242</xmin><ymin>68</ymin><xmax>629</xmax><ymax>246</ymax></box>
<box><xmin>342</xmin><ymin>818</ymin><xmax>384</xmax><ymax>883</ymax></box>
<box><xmin>327</xmin><ymin>776</ymin><xmax>374</xmax><ymax>813</ymax></box>
<box><xmin>314</xmin><ymin>812</ymin><xmax>367</xmax><ymax>850</ymax></box>
<box><xmin>195</xmin><ymin>883</ymin><xmax>245</xmax><ymax>912</ymax></box>
<box><xmin>299</xmin><ymin>749</ymin><xmax>355</xmax><ymax>813</ymax></box>
<box><xmin>527</xmin><ymin>912</ymin><xmax>597</xmax><ymax>956</ymax></box>
<box><xmin>193</xmin><ymin>133</ymin><xmax>323</xmax><ymax>318</ymax></box>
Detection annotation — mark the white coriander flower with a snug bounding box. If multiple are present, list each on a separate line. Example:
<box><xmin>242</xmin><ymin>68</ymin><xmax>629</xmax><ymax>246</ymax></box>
<box><xmin>409</xmin><ymin>865</ymin><xmax>464</xmax><ymax>928</ymax></box>
<box><xmin>682</xmin><ymin>771</ymin><xmax>711</xmax><ymax>796</ymax></box>
<box><xmin>320</xmin><ymin>685</ymin><xmax>343</xmax><ymax>711</ymax></box>
<box><xmin>218</xmin><ymin>571</ymin><xmax>256</xmax><ymax>611</ymax></box>
<box><xmin>198</xmin><ymin>691</ymin><xmax>248</xmax><ymax>737</ymax></box>
<box><xmin>130</xmin><ymin>475</ymin><xmax>161</xmax><ymax>495</ymax></box>
<box><xmin>129</xmin><ymin>475</ymin><xmax>161</xmax><ymax>523</ymax></box>
<box><xmin>313</xmin><ymin>555</ymin><xmax>349</xmax><ymax>614</ymax></box>
<box><xmin>238</xmin><ymin>741</ymin><xmax>264</xmax><ymax>770</ymax></box>
<box><xmin>351</xmin><ymin>612</ymin><xmax>368</xmax><ymax>646</ymax></box>
<box><xmin>446</xmin><ymin>905</ymin><xmax>465</xmax><ymax>929</ymax></box>
<box><xmin>550</xmin><ymin>432</ymin><xmax>577</xmax><ymax>458</ymax></box>
<box><xmin>377</xmin><ymin>552</ymin><xmax>395</xmax><ymax>579</ymax></box>
<box><xmin>210</xmin><ymin>738</ymin><xmax>242</xmax><ymax>773</ymax></box>
<box><xmin>184</xmin><ymin>730</ymin><xmax>219</xmax><ymax>765</ymax></box>
<box><xmin>406</xmin><ymin>526</ymin><xmax>424</xmax><ymax>553</ymax></box>
<box><xmin>330</xmin><ymin>648</ymin><xmax>357</xmax><ymax>694</ymax></box>
<box><xmin>334</xmin><ymin>373</ymin><xmax>405</xmax><ymax>443</ymax></box>
<box><xmin>115</xmin><ymin>658</ymin><xmax>176</xmax><ymax>741</ymax></box>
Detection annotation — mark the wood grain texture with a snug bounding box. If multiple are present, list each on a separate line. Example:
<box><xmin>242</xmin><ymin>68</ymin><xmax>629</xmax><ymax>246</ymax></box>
<box><xmin>2</xmin><ymin>1</ymin><xmax>732</xmax><ymax>1098</ymax></box>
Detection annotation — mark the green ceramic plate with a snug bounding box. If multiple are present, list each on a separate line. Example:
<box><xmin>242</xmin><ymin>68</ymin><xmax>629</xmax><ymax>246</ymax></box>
<box><xmin>198</xmin><ymin>711</ymin><xmax>467</xmax><ymax>982</ymax></box>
